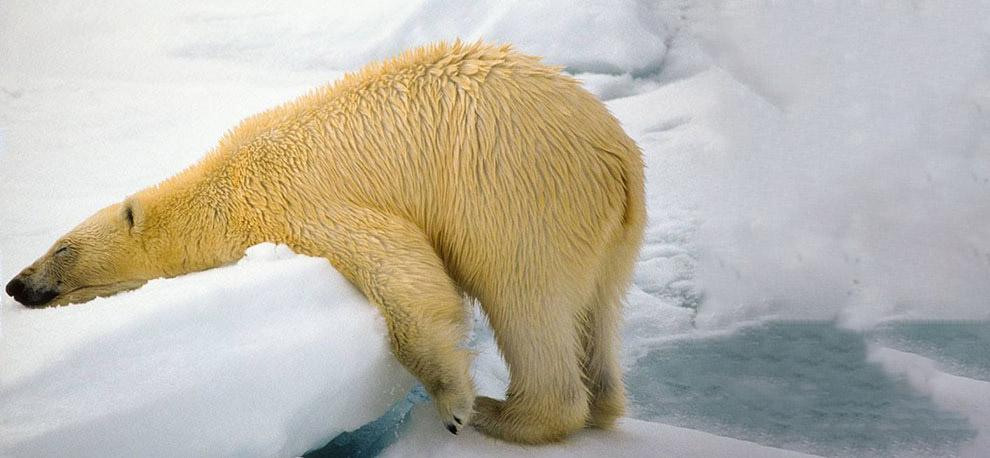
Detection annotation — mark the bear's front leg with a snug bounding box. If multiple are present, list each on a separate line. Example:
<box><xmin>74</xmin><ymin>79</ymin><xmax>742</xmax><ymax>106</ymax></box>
<box><xmin>290</xmin><ymin>205</ymin><xmax>475</xmax><ymax>434</ymax></box>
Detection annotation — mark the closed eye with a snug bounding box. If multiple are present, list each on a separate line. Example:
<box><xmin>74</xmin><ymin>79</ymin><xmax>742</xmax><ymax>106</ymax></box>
<box><xmin>55</xmin><ymin>246</ymin><xmax>69</xmax><ymax>255</ymax></box>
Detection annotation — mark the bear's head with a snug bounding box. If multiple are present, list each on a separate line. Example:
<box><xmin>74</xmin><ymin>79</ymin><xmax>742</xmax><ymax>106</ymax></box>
<box><xmin>6</xmin><ymin>196</ymin><xmax>163</xmax><ymax>307</ymax></box>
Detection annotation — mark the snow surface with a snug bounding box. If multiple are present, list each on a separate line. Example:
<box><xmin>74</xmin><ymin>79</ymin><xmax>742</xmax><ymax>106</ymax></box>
<box><xmin>0</xmin><ymin>243</ymin><xmax>414</xmax><ymax>457</ymax></box>
<box><xmin>2</xmin><ymin>0</ymin><xmax>990</xmax><ymax>457</ymax></box>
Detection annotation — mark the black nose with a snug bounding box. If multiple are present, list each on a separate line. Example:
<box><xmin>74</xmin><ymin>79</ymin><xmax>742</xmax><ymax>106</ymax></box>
<box><xmin>6</xmin><ymin>277</ymin><xmax>25</xmax><ymax>298</ymax></box>
<box><xmin>5</xmin><ymin>277</ymin><xmax>58</xmax><ymax>307</ymax></box>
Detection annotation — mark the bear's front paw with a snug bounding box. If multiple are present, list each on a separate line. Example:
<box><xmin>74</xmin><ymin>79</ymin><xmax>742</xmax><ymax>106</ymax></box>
<box><xmin>431</xmin><ymin>381</ymin><xmax>475</xmax><ymax>435</ymax></box>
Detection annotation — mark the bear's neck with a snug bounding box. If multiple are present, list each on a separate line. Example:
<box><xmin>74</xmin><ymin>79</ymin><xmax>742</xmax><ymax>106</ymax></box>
<box><xmin>148</xmin><ymin>127</ymin><xmax>321</xmax><ymax>275</ymax></box>
<box><xmin>139</xmin><ymin>157</ymin><xmax>256</xmax><ymax>275</ymax></box>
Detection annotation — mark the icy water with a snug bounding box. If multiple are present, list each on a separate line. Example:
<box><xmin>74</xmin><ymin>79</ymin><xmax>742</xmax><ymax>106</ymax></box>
<box><xmin>305</xmin><ymin>386</ymin><xmax>428</xmax><ymax>458</ymax></box>
<box><xmin>309</xmin><ymin>321</ymin><xmax>985</xmax><ymax>457</ymax></box>
<box><xmin>627</xmin><ymin>321</ymin><xmax>982</xmax><ymax>457</ymax></box>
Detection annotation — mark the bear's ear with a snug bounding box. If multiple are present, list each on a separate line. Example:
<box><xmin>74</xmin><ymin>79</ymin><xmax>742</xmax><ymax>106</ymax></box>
<box><xmin>122</xmin><ymin>196</ymin><xmax>145</xmax><ymax>233</ymax></box>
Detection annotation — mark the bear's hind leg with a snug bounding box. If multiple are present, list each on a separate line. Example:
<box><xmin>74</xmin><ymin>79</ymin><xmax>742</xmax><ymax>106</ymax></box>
<box><xmin>470</xmin><ymin>292</ymin><xmax>591</xmax><ymax>443</ymax></box>
<box><xmin>581</xmin><ymin>228</ymin><xmax>641</xmax><ymax>429</ymax></box>
<box><xmin>293</xmin><ymin>207</ymin><xmax>475</xmax><ymax>434</ymax></box>
<box><xmin>581</xmin><ymin>284</ymin><xmax>626</xmax><ymax>429</ymax></box>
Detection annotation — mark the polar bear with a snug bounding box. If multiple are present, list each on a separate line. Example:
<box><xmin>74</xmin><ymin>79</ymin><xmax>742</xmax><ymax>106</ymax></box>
<box><xmin>5</xmin><ymin>41</ymin><xmax>645</xmax><ymax>444</ymax></box>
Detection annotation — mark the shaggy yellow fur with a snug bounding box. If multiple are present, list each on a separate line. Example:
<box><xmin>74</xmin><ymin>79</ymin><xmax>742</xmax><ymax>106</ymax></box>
<box><xmin>9</xmin><ymin>40</ymin><xmax>646</xmax><ymax>444</ymax></box>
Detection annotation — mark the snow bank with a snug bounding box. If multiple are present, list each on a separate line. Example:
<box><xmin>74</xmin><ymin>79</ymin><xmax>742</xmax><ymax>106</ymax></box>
<box><xmin>0</xmin><ymin>243</ymin><xmax>414</xmax><ymax>458</ymax></box>
<box><xmin>381</xmin><ymin>403</ymin><xmax>819</xmax><ymax>458</ymax></box>
<box><xmin>606</xmin><ymin>1</ymin><xmax>990</xmax><ymax>329</ymax></box>
<box><xmin>693</xmin><ymin>1</ymin><xmax>990</xmax><ymax>327</ymax></box>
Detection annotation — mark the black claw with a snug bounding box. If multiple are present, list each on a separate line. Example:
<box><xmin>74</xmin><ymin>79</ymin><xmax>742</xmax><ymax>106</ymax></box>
<box><xmin>446</xmin><ymin>422</ymin><xmax>458</xmax><ymax>434</ymax></box>
<box><xmin>453</xmin><ymin>416</ymin><xmax>463</xmax><ymax>425</ymax></box>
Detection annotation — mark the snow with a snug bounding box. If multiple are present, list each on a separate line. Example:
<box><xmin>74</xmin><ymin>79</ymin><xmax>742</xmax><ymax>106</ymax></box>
<box><xmin>0</xmin><ymin>243</ymin><xmax>414</xmax><ymax>457</ymax></box>
<box><xmin>381</xmin><ymin>403</ymin><xmax>819</xmax><ymax>458</ymax></box>
<box><xmin>653</xmin><ymin>1</ymin><xmax>990</xmax><ymax>328</ymax></box>
<box><xmin>2</xmin><ymin>0</ymin><xmax>990</xmax><ymax>457</ymax></box>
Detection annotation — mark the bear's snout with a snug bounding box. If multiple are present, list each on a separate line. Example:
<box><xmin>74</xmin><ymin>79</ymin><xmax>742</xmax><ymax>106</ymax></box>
<box><xmin>5</xmin><ymin>276</ymin><xmax>59</xmax><ymax>307</ymax></box>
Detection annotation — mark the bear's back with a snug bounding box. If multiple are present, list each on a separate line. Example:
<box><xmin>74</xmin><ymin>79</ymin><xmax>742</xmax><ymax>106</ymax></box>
<box><xmin>211</xmin><ymin>42</ymin><xmax>644</xmax><ymax>296</ymax></box>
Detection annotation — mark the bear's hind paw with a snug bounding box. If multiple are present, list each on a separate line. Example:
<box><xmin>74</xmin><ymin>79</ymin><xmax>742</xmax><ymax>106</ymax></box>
<box><xmin>470</xmin><ymin>395</ymin><xmax>587</xmax><ymax>444</ymax></box>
